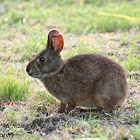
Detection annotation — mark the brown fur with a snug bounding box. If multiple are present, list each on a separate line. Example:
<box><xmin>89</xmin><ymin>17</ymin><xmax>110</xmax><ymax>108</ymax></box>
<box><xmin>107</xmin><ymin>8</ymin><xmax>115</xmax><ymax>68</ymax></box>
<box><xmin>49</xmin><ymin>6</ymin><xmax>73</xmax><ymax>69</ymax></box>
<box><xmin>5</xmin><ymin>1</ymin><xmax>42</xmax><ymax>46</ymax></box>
<box><xmin>26</xmin><ymin>30</ymin><xmax>128</xmax><ymax>113</ymax></box>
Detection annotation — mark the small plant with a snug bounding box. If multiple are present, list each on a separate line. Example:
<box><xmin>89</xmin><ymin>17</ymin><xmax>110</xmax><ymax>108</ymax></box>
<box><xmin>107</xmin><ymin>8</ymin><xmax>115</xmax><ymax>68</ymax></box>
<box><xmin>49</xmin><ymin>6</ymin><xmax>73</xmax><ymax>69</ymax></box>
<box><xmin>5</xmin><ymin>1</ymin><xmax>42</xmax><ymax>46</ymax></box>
<box><xmin>65</xmin><ymin>121</ymin><xmax>70</xmax><ymax>129</ymax></box>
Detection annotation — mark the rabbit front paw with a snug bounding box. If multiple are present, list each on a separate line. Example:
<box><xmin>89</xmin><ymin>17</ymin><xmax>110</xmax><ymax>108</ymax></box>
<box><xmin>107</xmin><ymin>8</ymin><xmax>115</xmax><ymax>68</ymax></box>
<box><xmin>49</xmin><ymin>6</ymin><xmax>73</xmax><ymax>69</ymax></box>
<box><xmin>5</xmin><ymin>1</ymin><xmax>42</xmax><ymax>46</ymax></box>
<box><xmin>58</xmin><ymin>103</ymin><xmax>66</xmax><ymax>113</ymax></box>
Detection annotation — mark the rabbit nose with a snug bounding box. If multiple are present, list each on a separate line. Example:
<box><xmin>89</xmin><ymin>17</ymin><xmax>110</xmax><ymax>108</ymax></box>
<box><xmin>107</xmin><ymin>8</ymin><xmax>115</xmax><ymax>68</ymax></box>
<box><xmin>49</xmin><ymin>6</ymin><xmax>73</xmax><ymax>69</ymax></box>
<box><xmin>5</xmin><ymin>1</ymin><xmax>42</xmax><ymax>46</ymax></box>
<box><xmin>26</xmin><ymin>65</ymin><xmax>32</xmax><ymax>76</ymax></box>
<box><xmin>28</xmin><ymin>70</ymin><xmax>32</xmax><ymax>76</ymax></box>
<box><xmin>26</xmin><ymin>65</ymin><xmax>29</xmax><ymax>73</ymax></box>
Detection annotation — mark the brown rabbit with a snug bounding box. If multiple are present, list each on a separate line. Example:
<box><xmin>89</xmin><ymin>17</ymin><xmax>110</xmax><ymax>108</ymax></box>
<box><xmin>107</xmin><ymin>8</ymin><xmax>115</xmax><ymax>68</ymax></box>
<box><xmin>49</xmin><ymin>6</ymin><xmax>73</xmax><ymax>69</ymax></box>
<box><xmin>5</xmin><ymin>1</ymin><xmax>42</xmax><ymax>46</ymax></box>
<box><xmin>26</xmin><ymin>30</ymin><xmax>128</xmax><ymax>113</ymax></box>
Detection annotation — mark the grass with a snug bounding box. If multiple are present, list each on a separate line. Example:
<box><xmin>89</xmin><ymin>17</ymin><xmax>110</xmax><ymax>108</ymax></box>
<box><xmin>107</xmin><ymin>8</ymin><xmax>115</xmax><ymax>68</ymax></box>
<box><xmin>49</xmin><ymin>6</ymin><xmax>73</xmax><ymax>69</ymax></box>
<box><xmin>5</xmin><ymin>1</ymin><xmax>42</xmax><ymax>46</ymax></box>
<box><xmin>0</xmin><ymin>0</ymin><xmax>140</xmax><ymax>35</ymax></box>
<box><xmin>65</xmin><ymin>32</ymin><xmax>140</xmax><ymax>72</ymax></box>
<box><xmin>0</xmin><ymin>0</ymin><xmax>140</xmax><ymax>139</ymax></box>
<box><xmin>6</xmin><ymin>110</ymin><xmax>17</xmax><ymax>125</ymax></box>
<box><xmin>65</xmin><ymin>41</ymin><xmax>99</xmax><ymax>58</ymax></box>
<box><xmin>122</xmin><ymin>50</ymin><xmax>140</xmax><ymax>71</ymax></box>
<box><xmin>0</xmin><ymin>68</ymin><xmax>32</xmax><ymax>101</ymax></box>
<box><xmin>21</xmin><ymin>33</ymin><xmax>47</xmax><ymax>61</ymax></box>
<box><xmin>31</xmin><ymin>91</ymin><xmax>56</xmax><ymax>111</ymax></box>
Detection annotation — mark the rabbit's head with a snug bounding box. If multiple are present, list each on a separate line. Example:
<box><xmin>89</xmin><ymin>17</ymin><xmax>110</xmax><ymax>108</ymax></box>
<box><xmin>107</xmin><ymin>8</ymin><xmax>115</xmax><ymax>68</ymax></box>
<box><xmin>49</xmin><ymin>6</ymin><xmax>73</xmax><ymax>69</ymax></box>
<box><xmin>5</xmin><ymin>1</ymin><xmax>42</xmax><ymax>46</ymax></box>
<box><xmin>26</xmin><ymin>30</ymin><xmax>64</xmax><ymax>81</ymax></box>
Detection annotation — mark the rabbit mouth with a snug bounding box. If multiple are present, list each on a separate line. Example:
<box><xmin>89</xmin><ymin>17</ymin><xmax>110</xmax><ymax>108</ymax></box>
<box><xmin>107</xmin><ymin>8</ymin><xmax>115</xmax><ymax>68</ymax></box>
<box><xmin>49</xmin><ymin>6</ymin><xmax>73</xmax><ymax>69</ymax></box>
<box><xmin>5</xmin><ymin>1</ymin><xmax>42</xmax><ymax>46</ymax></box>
<box><xmin>30</xmin><ymin>73</ymin><xmax>54</xmax><ymax>81</ymax></box>
<box><xmin>27</xmin><ymin>73</ymin><xmax>42</xmax><ymax>80</ymax></box>
<box><xmin>28</xmin><ymin>73</ymin><xmax>51</xmax><ymax>81</ymax></box>
<box><xmin>26</xmin><ymin>69</ymin><xmax>50</xmax><ymax>81</ymax></box>
<box><xmin>26</xmin><ymin>68</ymin><xmax>43</xmax><ymax>80</ymax></box>
<box><xmin>26</xmin><ymin>65</ymin><xmax>44</xmax><ymax>80</ymax></box>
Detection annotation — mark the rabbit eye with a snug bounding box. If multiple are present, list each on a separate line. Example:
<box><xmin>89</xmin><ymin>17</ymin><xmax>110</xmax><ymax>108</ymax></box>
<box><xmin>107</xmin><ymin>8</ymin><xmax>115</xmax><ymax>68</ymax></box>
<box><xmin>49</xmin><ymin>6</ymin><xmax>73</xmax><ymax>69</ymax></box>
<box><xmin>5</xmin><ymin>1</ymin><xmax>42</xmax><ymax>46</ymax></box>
<box><xmin>40</xmin><ymin>57</ymin><xmax>45</xmax><ymax>62</ymax></box>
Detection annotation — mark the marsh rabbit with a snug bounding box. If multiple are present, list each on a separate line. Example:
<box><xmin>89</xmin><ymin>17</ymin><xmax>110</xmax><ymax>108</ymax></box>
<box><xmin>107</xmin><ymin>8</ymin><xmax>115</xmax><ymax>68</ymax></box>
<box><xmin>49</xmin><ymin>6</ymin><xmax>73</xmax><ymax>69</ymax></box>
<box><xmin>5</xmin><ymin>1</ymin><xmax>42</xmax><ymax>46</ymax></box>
<box><xmin>26</xmin><ymin>30</ymin><xmax>128</xmax><ymax>113</ymax></box>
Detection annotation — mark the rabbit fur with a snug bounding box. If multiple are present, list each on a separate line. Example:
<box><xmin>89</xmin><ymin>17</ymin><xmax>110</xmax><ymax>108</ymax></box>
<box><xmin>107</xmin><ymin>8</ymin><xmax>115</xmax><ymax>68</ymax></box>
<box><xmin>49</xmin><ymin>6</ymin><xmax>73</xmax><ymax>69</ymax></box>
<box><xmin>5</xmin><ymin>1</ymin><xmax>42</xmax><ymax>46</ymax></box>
<box><xmin>26</xmin><ymin>30</ymin><xmax>128</xmax><ymax>113</ymax></box>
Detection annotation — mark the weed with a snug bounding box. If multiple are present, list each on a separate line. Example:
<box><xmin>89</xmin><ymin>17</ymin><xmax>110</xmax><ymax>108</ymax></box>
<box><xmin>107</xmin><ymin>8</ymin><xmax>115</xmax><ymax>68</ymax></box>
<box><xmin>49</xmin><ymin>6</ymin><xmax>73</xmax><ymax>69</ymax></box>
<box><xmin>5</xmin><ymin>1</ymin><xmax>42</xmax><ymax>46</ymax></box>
<box><xmin>65</xmin><ymin>121</ymin><xmax>70</xmax><ymax>129</ymax></box>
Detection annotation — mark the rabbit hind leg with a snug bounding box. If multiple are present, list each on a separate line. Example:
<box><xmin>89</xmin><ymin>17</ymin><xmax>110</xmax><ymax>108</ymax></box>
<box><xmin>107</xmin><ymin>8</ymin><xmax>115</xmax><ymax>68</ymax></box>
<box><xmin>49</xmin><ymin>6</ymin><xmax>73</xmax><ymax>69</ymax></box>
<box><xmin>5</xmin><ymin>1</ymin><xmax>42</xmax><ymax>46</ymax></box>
<box><xmin>67</xmin><ymin>102</ymin><xmax>76</xmax><ymax>112</ymax></box>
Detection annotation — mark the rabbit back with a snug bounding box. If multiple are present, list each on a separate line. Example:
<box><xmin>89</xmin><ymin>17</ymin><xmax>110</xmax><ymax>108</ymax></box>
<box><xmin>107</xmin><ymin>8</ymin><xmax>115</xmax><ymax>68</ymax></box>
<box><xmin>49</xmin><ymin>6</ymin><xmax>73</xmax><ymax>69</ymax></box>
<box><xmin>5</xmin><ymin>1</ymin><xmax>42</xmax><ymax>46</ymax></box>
<box><xmin>43</xmin><ymin>53</ymin><xmax>128</xmax><ymax>112</ymax></box>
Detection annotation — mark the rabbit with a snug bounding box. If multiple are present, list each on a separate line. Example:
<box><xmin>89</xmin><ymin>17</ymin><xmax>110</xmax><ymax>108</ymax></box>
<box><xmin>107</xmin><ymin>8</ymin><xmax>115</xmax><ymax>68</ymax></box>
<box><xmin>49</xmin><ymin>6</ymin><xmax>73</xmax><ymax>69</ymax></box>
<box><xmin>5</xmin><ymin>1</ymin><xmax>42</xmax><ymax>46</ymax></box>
<box><xmin>26</xmin><ymin>30</ymin><xmax>128</xmax><ymax>113</ymax></box>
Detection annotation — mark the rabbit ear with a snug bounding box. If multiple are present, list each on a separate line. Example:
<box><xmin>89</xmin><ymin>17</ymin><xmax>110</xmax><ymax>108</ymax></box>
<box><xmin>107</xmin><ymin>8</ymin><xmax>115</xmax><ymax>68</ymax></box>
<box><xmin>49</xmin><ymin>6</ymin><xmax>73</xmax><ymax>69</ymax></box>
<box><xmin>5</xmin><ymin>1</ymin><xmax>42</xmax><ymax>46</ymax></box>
<box><xmin>47</xmin><ymin>30</ymin><xmax>64</xmax><ymax>52</ymax></box>
<box><xmin>52</xmin><ymin>34</ymin><xmax>64</xmax><ymax>52</ymax></box>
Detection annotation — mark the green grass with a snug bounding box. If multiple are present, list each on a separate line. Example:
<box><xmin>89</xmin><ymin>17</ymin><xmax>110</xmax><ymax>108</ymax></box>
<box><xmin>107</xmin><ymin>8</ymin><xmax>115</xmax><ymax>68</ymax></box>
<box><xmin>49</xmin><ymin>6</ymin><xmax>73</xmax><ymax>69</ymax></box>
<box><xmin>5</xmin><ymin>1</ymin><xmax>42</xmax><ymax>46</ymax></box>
<box><xmin>0</xmin><ymin>68</ymin><xmax>32</xmax><ymax>101</ymax></box>
<box><xmin>0</xmin><ymin>0</ymin><xmax>140</xmax><ymax>35</ymax></box>
<box><xmin>65</xmin><ymin>41</ymin><xmax>99</xmax><ymax>58</ymax></box>
<box><xmin>21</xmin><ymin>33</ymin><xmax>47</xmax><ymax>60</ymax></box>
<box><xmin>122</xmin><ymin>48</ymin><xmax>140</xmax><ymax>71</ymax></box>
